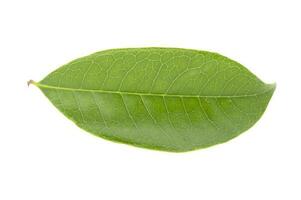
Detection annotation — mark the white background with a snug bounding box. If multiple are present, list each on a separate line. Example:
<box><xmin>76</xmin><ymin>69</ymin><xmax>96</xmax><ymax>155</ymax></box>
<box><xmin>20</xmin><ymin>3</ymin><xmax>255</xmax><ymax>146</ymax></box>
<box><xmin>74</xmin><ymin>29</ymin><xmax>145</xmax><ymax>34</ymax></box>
<box><xmin>0</xmin><ymin>0</ymin><xmax>300</xmax><ymax>199</ymax></box>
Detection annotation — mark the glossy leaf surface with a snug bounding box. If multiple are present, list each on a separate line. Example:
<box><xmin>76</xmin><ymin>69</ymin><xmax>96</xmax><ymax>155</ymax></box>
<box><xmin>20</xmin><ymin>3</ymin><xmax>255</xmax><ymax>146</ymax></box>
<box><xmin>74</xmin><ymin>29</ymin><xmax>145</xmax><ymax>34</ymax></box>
<box><xmin>32</xmin><ymin>48</ymin><xmax>275</xmax><ymax>152</ymax></box>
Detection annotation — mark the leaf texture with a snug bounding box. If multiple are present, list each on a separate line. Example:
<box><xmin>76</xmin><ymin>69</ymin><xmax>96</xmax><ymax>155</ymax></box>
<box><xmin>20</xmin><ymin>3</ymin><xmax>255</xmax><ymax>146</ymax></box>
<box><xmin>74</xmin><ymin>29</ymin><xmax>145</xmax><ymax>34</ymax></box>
<box><xmin>32</xmin><ymin>48</ymin><xmax>275</xmax><ymax>152</ymax></box>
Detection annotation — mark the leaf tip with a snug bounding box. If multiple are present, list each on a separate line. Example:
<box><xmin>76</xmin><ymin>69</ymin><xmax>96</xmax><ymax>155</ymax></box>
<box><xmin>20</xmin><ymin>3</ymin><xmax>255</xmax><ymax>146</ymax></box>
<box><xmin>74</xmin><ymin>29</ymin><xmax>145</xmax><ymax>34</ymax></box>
<box><xmin>269</xmin><ymin>82</ymin><xmax>277</xmax><ymax>92</ymax></box>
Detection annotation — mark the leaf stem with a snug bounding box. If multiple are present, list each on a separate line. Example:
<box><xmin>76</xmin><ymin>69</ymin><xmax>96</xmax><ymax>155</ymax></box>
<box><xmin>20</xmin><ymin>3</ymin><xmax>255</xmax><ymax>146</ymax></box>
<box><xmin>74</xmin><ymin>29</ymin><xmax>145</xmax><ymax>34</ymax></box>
<box><xmin>27</xmin><ymin>80</ymin><xmax>37</xmax><ymax>87</ymax></box>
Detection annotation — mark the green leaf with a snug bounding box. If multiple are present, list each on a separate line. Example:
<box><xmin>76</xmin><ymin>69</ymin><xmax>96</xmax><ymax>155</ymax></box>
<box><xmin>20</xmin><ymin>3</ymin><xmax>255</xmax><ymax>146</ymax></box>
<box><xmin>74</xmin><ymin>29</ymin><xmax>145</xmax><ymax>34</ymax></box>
<box><xmin>31</xmin><ymin>48</ymin><xmax>275</xmax><ymax>152</ymax></box>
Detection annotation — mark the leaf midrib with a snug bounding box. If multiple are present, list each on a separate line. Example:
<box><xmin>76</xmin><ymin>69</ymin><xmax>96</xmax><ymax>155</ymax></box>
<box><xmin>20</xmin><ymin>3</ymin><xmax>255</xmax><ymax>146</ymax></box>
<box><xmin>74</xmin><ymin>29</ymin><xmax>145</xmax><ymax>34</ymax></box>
<box><xmin>33</xmin><ymin>81</ymin><xmax>275</xmax><ymax>98</ymax></box>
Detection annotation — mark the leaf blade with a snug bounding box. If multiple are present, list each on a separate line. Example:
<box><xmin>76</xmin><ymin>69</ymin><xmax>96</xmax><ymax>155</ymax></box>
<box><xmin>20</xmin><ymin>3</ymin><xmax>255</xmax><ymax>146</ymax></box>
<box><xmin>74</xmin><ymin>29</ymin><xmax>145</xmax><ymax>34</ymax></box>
<box><xmin>33</xmin><ymin>48</ymin><xmax>275</xmax><ymax>152</ymax></box>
